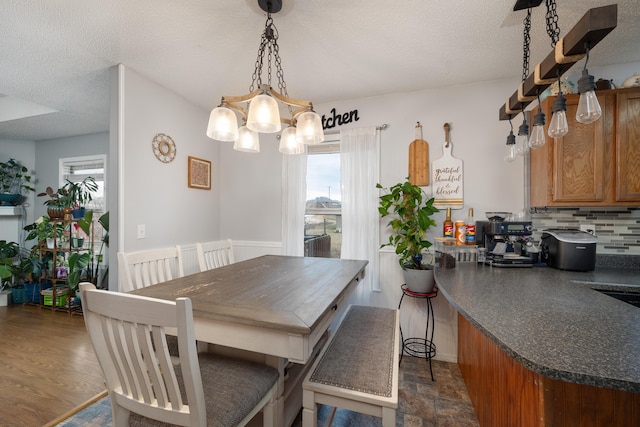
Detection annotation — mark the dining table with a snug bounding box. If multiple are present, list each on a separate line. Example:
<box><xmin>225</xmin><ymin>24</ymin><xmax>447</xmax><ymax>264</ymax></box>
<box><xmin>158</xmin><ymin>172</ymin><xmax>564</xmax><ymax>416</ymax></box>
<box><xmin>130</xmin><ymin>254</ymin><xmax>368</xmax><ymax>426</ymax></box>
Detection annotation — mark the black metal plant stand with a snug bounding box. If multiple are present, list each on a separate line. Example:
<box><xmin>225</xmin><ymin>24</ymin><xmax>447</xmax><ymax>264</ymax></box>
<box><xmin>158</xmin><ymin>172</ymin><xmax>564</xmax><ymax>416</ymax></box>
<box><xmin>398</xmin><ymin>284</ymin><xmax>437</xmax><ymax>381</ymax></box>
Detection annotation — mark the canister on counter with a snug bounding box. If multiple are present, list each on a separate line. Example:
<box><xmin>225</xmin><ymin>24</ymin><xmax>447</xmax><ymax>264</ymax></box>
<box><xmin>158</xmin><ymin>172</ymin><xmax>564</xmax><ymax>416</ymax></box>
<box><xmin>435</xmin><ymin>237</ymin><xmax>457</xmax><ymax>268</ymax></box>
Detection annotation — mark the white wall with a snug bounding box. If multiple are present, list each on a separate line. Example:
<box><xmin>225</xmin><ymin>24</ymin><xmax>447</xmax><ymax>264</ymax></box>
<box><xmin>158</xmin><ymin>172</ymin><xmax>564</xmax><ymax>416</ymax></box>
<box><xmin>118</xmin><ymin>66</ymin><xmax>221</xmax><ymax>253</ymax></box>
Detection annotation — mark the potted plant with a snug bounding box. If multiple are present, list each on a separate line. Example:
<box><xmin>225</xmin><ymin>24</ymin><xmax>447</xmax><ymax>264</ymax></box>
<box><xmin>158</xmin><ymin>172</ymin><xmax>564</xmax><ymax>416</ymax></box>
<box><xmin>65</xmin><ymin>177</ymin><xmax>98</xmax><ymax>219</ymax></box>
<box><xmin>76</xmin><ymin>210</ymin><xmax>109</xmax><ymax>287</ymax></box>
<box><xmin>377</xmin><ymin>178</ymin><xmax>439</xmax><ymax>293</ymax></box>
<box><xmin>0</xmin><ymin>240</ymin><xmax>33</xmax><ymax>305</ymax></box>
<box><xmin>38</xmin><ymin>186</ymin><xmax>70</xmax><ymax>219</ymax></box>
<box><xmin>24</xmin><ymin>216</ymin><xmax>64</xmax><ymax>249</ymax></box>
<box><xmin>0</xmin><ymin>158</ymin><xmax>35</xmax><ymax>206</ymax></box>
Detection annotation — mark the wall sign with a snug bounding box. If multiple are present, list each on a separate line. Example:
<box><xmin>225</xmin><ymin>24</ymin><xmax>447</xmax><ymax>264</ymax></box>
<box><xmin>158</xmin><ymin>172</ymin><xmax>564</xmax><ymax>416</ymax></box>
<box><xmin>432</xmin><ymin>123</ymin><xmax>464</xmax><ymax>209</ymax></box>
<box><xmin>322</xmin><ymin>108</ymin><xmax>360</xmax><ymax>130</ymax></box>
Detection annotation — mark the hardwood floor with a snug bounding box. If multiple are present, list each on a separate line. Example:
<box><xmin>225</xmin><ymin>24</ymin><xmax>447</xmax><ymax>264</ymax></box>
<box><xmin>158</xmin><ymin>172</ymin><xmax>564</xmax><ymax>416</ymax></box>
<box><xmin>0</xmin><ymin>304</ymin><xmax>104</xmax><ymax>426</ymax></box>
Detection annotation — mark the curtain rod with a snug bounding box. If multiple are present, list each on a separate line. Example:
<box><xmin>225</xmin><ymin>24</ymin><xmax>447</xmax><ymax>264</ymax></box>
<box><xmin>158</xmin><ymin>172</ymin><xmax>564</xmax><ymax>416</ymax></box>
<box><xmin>323</xmin><ymin>123</ymin><xmax>389</xmax><ymax>136</ymax></box>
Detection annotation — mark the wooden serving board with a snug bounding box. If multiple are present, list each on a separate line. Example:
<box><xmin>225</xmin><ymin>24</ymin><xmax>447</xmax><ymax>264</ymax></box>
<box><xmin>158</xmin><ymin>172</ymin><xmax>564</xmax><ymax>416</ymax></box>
<box><xmin>408</xmin><ymin>122</ymin><xmax>429</xmax><ymax>186</ymax></box>
<box><xmin>432</xmin><ymin>123</ymin><xmax>463</xmax><ymax>209</ymax></box>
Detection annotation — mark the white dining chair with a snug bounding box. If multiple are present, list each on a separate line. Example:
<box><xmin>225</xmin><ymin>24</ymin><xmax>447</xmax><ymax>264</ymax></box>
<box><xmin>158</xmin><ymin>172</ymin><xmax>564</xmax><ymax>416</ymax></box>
<box><xmin>117</xmin><ymin>247</ymin><xmax>185</xmax><ymax>292</ymax></box>
<box><xmin>196</xmin><ymin>239</ymin><xmax>235</xmax><ymax>272</ymax></box>
<box><xmin>79</xmin><ymin>282</ymin><xmax>279</xmax><ymax>427</ymax></box>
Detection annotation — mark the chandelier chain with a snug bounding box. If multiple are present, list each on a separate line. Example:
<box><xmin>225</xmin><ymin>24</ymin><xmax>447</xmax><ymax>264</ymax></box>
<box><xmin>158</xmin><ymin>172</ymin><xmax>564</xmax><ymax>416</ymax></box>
<box><xmin>522</xmin><ymin>8</ymin><xmax>531</xmax><ymax>82</ymax></box>
<box><xmin>545</xmin><ymin>0</ymin><xmax>561</xmax><ymax>48</ymax></box>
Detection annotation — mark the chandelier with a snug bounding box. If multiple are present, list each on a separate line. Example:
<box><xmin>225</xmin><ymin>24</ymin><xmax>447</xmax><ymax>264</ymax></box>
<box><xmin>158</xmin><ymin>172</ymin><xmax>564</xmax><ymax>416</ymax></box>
<box><xmin>500</xmin><ymin>1</ymin><xmax>617</xmax><ymax>161</ymax></box>
<box><xmin>206</xmin><ymin>0</ymin><xmax>324</xmax><ymax>154</ymax></box>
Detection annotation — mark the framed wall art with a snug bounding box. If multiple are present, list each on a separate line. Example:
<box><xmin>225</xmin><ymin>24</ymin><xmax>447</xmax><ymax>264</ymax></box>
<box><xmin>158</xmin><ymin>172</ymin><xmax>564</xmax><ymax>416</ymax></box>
<box><xmin>188</xmin><ymin>156</ymin><xmax>211</xmax><ymax>190</ymax></box>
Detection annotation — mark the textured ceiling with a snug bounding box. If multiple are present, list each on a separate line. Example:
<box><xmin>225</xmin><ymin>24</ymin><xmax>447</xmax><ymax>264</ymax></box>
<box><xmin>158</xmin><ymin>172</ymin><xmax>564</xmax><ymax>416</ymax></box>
<box><xmin>0</xmin><ymin>0</ymin><xmax>638</xmax><ymax>141</ymax></box>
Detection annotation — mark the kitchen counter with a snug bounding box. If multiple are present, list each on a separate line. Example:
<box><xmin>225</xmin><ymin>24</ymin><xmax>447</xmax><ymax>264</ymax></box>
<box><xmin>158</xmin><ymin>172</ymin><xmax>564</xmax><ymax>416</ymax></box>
<box><xmin>435</xmin><ymin>264</ymin><xmax>640</xmax><ymax>393</ymax></box>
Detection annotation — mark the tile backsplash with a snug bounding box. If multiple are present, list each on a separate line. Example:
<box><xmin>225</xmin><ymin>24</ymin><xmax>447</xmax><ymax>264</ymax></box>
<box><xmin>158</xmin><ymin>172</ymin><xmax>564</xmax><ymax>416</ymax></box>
<box><xmin>531</xmin><ymin>207</ymin><xmax>640</xmax><ymax>256</ymax></box>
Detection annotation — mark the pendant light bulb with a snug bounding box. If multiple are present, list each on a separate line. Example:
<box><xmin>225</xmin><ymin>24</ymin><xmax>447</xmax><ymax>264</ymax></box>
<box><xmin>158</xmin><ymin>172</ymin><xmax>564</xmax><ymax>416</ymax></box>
<box><xmin>529</xmin><ymin>109</ymin><xmax>546</xmax><ymax>149</ymax></box>
<box><xmin>548</xmin><ymin>92</ymin><xmax>569</xmax><ymax>139</ymax></box>
<box><xmin>516</xmin><ymin>117</ymin><xmax>529</xmax><ymax>156</ymax></box>
<box><xmin>576</xmin><ymin>69</ymin><xmax>602</xmax><ymax>124</ymax></box>
<box><xmin>504</xmin><ymin>130</ymin><xmax>518</xmax><ymax>163</ymax></box>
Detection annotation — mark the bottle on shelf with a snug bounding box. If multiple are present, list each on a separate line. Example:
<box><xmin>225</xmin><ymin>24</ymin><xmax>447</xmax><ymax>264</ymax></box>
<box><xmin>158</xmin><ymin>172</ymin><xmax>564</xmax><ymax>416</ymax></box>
<box><xmin>443</xmin><ymin>208</ymin><xmax>454</xmax><ymax>238</ymax></box>
<box><xmin>455</xmin><ymin>219</ymin><xmax>466</xmax><ymax>246</ymax></box>
<box><xmin>465</xmin><ymin>208</ymin><xmax>476</xmax><ymax>246</ymax></box>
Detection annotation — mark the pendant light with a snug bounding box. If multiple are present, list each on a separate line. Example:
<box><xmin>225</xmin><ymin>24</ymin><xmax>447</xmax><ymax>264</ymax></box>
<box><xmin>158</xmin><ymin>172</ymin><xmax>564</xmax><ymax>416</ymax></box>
<box><xmin>517</xmin><ymin>114</ymin><xmax>530</xmax><ymax>157</ymax></box>
<box><xmin>548</xmin><ymin>74</ymin><xmax>569</xmax><ymax>139</ymax></box>
<box><xmin>576</xmin><ymin>44</ymin><xmax>602</xmax><ymax>124</ymax></box>
<box><xmin>529</xmin><ymin>92</ymin><xmax>546</xmax><ymax>149</ymax></box>
<box><xmin>206</xmin><ymin>0</ymin><xmax>324</xmax><ymax>153</ymax></box>
<box><xmin>504</xmin><ymin>119</ymin><xmax>518</xmax><ymax>163</ymax></box>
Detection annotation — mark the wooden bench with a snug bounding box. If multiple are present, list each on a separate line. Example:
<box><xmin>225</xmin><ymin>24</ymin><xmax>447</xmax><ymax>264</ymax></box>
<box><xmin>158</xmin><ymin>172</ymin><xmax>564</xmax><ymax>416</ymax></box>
<box><xmin>302</xmin><ymin>305</ymin><xmax>400</xmax><ymax>427</ymax></box>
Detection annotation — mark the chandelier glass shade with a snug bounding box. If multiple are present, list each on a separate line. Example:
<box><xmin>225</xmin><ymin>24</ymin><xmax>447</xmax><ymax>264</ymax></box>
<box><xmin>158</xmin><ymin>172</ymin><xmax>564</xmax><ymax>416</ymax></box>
<box><xmin>206</xmin><ymin>107</ymin><xmax>239</xmax><ymax>142</ymax></box>
<box><xmin>206</xmin><ymin>2</ymin><xmax>323</xmax><ymax>154</ymax></box>
<box><xmin>279</xmin><ymin>126</ymin><xmax>305</xmax><ymax>154</ymax></box>
<box><xmin>233</xmin><ymin>126</ymin><xmax>260</xmax><ymax>153</ymax></box>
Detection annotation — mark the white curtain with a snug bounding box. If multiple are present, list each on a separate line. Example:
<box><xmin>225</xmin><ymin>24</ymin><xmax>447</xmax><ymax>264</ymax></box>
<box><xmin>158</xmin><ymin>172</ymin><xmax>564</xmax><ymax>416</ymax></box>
<box><xmin>281</xmin><ymin>153</ymin><xmax>307</xmax><ymax>256</ymax></box>
<box><xmin>340</xmin><ymin>127</ymin><xmax>381</xmax><ymax>304</ymax></box>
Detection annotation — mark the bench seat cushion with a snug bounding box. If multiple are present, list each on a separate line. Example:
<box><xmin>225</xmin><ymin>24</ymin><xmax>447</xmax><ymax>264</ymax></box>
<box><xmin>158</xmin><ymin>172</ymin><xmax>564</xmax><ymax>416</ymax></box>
<box><xmin>308</xmin><ymin>306</ymin><xmax>397</xmax><ymax>397</ymax></box>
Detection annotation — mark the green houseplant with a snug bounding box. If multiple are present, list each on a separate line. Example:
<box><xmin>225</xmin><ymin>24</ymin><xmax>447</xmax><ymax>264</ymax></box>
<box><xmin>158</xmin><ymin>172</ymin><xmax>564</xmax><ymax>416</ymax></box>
<box><xmin>65</xmin><ymin>177</ymin><xmax>98</xmax><ymax>219</ymax></box>
<box><xmin>0</xmin><ymin>158</ymin><xmax>35</xmax><ymax>206</ymax></box>
<box><xmin>378</xmin><ymin>178</ymin><xmax>439</xmax><ymax>292</ymax></box>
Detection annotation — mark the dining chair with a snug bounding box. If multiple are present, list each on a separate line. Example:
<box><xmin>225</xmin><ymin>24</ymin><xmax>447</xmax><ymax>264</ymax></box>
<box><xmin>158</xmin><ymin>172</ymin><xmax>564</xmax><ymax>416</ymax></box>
<box><xmin>79</xmin><ymin>282</ymin><xmax>279</xmax><ymax>427</ymax></box>
<box><xmin>196</xmin><ymin>239</ymin><xmax>235</xmax><ymax>272</ymax></box>
<box><xmin>117</xmin><ymin>246</ymin><xmax>185</xmax><ymax>292</ymax></box>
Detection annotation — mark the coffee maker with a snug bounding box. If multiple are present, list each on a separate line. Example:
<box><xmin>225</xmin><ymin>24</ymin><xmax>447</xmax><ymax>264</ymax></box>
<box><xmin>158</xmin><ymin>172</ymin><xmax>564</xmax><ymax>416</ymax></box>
<box><xmin>476</xmin><ymin>213</ymin><xmax>534</xmax><ymax>267</ymax></box>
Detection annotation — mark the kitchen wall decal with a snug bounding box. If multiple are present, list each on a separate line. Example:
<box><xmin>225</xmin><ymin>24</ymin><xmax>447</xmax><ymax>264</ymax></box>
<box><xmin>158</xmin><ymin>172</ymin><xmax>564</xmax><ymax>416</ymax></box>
<box><xmin>321</xmin><ymin>107</ymin><xmax>359</xmax><ymax>129</ymax></box>
<box><xmin>432</xmin><ymin>123</ymin><xmax>463</xmax><ymax>209</ymax></box>
<box><xmin>408</xmin><ymin>122</ymin><xmax>429</xmax><ymax>186</ymax></box>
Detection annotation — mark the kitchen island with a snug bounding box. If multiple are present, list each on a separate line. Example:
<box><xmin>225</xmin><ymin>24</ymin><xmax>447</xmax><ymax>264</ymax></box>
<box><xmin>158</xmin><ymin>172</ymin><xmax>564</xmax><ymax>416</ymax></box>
<box><xmin>435</xmin><ymin>263</ymin><xmax>640</xmax><ymax>427</ymax></box>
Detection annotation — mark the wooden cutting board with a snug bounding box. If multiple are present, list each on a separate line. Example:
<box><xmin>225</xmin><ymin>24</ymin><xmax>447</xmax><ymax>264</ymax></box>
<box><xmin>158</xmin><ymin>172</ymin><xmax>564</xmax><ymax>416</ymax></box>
<box><xmin>432</xmin><ymin>123</ymin><xmax>464</xmax><ymax>209</ymax></box>
<box><xmin>408</xmin><ymin>122</ymin><xmax>429</xmax><ymax>186</ymax></box>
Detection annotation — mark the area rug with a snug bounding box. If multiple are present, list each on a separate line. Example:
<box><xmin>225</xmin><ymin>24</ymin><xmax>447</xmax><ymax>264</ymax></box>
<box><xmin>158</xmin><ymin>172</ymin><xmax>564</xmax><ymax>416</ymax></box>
<box><xmin>50</xmin><ymin>393</ymin><xmax>380</xmax><ymax>426</ymax></box>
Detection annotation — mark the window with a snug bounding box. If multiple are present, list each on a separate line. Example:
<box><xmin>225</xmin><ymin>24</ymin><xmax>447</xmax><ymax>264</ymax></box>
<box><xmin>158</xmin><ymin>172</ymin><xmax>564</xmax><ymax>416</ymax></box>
<box><xmin>59</xmin><ymin>155</ymin><xmax>107</xmax><ymax>263</ymax></box>
<box><xmin>305</xmin><ymin>139</ymin><xmax>341</xmax><ymax>258</ymax></box>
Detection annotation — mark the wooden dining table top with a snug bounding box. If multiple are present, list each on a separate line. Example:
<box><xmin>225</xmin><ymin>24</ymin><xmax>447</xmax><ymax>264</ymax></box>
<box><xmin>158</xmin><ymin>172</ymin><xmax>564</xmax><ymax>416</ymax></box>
<box><xmin>130</xmin><ymin>255</ymin><xmax>368</xmax><ymax>336</ymax></box>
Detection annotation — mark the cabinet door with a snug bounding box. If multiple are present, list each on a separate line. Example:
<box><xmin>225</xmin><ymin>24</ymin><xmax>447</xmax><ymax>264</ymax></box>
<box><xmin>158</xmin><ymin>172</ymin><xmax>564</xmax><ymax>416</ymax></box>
<box><xmin>616</xmin><ymin>90</ymin><xmax>640</xmax><ymax>202</ymax></box>
<box><xmin>551</xmin><ymin>93</ymin><xmax>609</xmax><ymax>203</ymax></box>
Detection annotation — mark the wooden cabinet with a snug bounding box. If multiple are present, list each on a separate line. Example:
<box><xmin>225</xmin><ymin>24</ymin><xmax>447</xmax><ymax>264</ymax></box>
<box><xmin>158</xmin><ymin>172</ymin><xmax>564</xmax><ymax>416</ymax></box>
<box><xmin>529</xmin><ymin>87</ymin><xmax>640</xmax><ymax>207</ymax></box>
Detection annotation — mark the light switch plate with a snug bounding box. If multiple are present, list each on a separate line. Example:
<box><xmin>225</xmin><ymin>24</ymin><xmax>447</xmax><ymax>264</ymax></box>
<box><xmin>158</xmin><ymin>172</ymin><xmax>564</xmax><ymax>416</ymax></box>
<box><xmin>137</xmin><ymin>224</ymin><xmax>146</xmax><ymax>239</ymax></box>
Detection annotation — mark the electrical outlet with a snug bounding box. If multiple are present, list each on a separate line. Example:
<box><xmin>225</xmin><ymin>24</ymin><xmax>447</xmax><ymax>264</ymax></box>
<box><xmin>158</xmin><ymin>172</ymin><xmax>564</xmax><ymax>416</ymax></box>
<box><xmin>137</xmin><ymin>224</ymin><xmax>146</xmax><ymax>239</ymax></box>
<box><xmin>579</xmin><ymin>224</ymin><xmax>596</xmax><ymax>236</ymax></box>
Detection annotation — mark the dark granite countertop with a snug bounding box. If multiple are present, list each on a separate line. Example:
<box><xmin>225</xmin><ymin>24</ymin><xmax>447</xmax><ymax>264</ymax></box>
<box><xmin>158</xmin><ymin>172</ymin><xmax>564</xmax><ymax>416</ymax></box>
<box><xmin>435</xmin><ymin>264</ymin><xmax>640</xmax><ymax>393</ymax></box>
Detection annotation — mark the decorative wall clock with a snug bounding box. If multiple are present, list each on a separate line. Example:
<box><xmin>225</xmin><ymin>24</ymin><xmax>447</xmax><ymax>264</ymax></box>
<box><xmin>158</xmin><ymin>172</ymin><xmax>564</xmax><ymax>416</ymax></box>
<box><xmin>152</xmin><ymin>133</ymin><xmax>177</xmax><ymax>163</ymax></box>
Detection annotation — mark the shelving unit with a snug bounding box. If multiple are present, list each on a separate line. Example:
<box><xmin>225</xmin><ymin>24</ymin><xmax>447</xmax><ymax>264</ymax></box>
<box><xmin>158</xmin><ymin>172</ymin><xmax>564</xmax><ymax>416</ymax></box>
<box><xmin>36</xmin><ymin>217</ymin><xmax>89</xmax><ymax>315</ymax></box>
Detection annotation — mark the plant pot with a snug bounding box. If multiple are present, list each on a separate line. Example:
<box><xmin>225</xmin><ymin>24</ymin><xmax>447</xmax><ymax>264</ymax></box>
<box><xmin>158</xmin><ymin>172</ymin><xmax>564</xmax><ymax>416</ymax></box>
<box><xmin>402</xmin><ymin>266</ymin><xmax>435</xmax><ymax>293</ymax></box>
<box><xmin>0</xmin><ymin>290</ymin><xmax>11</xmax><ymax>307</ymax></box>
<box><xmin>71</xmin><ymin>208</ymin><xmax>86</xmax><ymax>219</ymax></box>
<box><xmin>46</xmin><ymin>238</ymin><xmax>55</xmax><ymax>249</ymax></box>
<box><xmin>0</xmin><ymin>193</ymin><xmax>23</xmax><ymax>206</ymax></box>
<box><xmin>47</xmin><ymin>206</ymin><xmax>64</xmax><ymax>219</ymax></box>
<box><xmin>72</xmin><ymin>237</ymin><xmax>84</xmax><ymax>248</ymax></box>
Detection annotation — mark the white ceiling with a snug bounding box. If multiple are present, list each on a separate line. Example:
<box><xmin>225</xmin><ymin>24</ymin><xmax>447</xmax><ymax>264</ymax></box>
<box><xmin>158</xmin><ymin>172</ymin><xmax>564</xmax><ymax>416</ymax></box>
<box><xmin>0</xmin><ymin>0</ymin><xmax>637</xmax><ymax>141</ymax></box>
